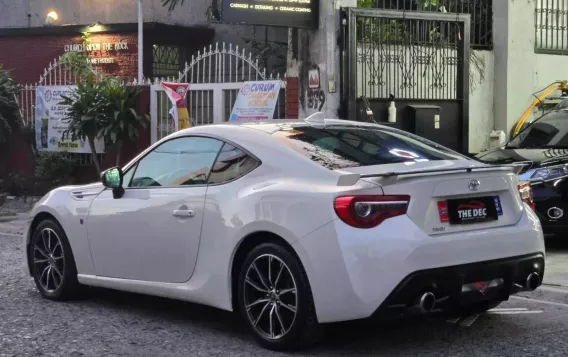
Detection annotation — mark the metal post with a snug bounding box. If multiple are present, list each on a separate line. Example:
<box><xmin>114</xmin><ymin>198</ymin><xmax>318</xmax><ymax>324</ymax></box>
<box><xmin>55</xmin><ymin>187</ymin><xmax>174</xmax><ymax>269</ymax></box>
<box><xmin>138</xmin><ymin>0</ymin><xmax>144</xmax><ymax>83</ymax></box>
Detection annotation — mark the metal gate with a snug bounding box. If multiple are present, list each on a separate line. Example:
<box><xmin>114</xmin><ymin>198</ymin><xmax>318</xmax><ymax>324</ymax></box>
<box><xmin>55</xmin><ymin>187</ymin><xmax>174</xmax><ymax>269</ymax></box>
<box><xmin>150</xmin><ymin>42</ymin><xmax>287</xmax><ymax>143</ymax></box>
<box><xmin>343</xmin><ymin>8</ymin><xmax>471</xmax><ymax>152</ymax></box>
<box><xmin>17</xmin><ymin>57</ymin><xmax>104</xmax><ymax>165</ymax></box>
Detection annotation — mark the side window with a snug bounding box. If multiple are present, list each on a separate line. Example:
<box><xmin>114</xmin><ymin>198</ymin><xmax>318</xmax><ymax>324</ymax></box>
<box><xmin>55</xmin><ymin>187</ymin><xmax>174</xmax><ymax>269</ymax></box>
<box><xmin>122</xmin><ymin>167</ymin><xmax>135</xmax><ymax>187</ymax></box>
<box><xmin>130</xmin><ymin>137</ymin><xmax>223</xmax><ymax>188</ymax></box>
<box><xmin>207</xmin><ymin>143</ymin><xmax>259</xmax><ymax>185</ymax></box>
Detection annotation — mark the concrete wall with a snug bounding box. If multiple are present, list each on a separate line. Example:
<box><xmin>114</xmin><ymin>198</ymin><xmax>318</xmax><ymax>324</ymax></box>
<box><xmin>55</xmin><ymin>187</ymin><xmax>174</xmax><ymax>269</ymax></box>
<box><xmin>469</xmin><ymin>50</ymin><xmax>494</xmax><ymax>153</ymax></box>
<box><xmin>0</xmin><ymin>0</ymin><xmax>289</xmax><ymax>76</ymax></box>
<box><xmin>291</xmin><ymin>0</ymin><xmax>357</xmax><ymax>120</ymax></box>
<box><xmin>0</xmin><ymin>0</ymin><xmax>210</xmax><ymax>28</ymax></box>
<box><xmin>491</xmin><ymin>0</ymin><xmax>568</xmax><ymax>143</ymax></box>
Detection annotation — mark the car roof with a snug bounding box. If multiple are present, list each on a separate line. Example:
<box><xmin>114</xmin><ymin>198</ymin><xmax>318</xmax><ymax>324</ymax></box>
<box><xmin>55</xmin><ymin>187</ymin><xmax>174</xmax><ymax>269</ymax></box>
<box><xmin>170</xmin><ymin>117</ymin><xmax>389</xmax><ymax>138</ymax></box>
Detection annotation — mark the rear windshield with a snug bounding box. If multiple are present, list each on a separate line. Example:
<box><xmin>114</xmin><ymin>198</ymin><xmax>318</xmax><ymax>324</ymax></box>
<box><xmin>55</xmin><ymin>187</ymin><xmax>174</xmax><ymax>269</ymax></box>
<box><xmin>272</xmin><ymin>125</ymin><xmax>464</xmax><ymax>170</ymax></box>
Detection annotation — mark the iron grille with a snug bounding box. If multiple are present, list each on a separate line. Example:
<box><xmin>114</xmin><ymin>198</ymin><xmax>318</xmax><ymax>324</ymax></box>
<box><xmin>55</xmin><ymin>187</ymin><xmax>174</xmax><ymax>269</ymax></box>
<box><xmin>535</xmin><ymin>0</ymin><xmax>568</xmax><ymax>54</ymax></box>
<box><xmin>355</xmin><ymin>15</ymin><xmax>463</xmax><ymax>100</ymax></box>
<box><xmin>153</xmin><ymin>45</ymin><xmax>182</xmax><ymax>78</ymax></box>
<box><xmin>363</xmin><ymin>0</ymin><xmax>492</xmax><ymax>49</ymax></box>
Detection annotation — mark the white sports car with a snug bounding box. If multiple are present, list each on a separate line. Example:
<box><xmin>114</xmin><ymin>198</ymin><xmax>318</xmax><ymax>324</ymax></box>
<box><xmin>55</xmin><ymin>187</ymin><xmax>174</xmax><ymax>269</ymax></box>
<box><xmin>24</xmin><ymin>114</ymin><xmax>545</xmax><ymax>350</ymax></box>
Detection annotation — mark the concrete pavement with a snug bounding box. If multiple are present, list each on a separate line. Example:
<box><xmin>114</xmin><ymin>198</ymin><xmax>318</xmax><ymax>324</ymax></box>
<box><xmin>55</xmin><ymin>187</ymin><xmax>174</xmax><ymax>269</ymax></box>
<box><xmin>1</xmin><ymin>215</ymin><xmax>568</xmax><ymax>356</ymax></box>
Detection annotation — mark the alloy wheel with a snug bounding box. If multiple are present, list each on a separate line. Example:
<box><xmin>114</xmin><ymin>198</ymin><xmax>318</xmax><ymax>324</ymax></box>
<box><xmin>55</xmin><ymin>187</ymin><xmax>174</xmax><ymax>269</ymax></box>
<box><xmin>33</xmin><ymin>228</ymin><xmax>65</xmax><ymax>293</ymax></box>
<box><xmin>243</xmin><ymin>254</ymin><xmax>298</xmax><ymax>340</ymax></box>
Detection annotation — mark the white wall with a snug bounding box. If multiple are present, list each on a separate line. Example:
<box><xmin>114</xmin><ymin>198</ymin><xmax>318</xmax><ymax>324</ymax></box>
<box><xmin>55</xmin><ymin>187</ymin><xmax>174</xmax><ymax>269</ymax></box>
<box><xmin>469</xmin><ymin>50</ymin><xmax>494</xmax><ymax>153</ymax></box>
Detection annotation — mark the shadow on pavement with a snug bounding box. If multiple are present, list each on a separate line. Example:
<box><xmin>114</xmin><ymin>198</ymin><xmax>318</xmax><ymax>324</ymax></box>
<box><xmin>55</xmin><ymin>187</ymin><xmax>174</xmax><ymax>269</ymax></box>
<box><xmin>73</xmin><ymin>286</ymin><xmax>531</xmax><ymax>355</ymax></box>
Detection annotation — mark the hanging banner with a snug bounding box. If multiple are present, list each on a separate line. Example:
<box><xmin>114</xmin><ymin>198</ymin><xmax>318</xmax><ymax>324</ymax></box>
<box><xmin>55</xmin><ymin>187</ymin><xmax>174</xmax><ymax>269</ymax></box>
<box><xmin>230</xmin><ymin>81</ymin><xmax>281</xmax><ymax>121</ymax></box>
<box><xmin>160</xmin><ymin>82</ymin><xmax>190</xmax><ymax>131</ymax></box>
<box><xmin>35</xmin><ymin>86</ymin><xmax>105</xmax><ymax>153</ymax></box>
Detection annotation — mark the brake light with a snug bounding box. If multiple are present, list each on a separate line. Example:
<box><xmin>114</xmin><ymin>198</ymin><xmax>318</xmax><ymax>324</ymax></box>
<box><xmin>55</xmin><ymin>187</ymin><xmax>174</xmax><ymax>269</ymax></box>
<box><xmin>518</xmin><ymin>182</ymin><xmax>536</xmax><ymax>210</ymax></box>
<box><xmin>334</xmin><ymin>195</ymin><xmax>410</xmax><ymax>228</ymax></box>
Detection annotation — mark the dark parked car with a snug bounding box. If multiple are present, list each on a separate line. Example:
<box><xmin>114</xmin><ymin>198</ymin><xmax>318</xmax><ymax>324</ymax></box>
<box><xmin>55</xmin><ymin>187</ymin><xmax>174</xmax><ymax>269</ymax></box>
<box><xmin>476</xmin><ymin>108</ymin><xmax>568</xmax><ymax>237</ymax></box>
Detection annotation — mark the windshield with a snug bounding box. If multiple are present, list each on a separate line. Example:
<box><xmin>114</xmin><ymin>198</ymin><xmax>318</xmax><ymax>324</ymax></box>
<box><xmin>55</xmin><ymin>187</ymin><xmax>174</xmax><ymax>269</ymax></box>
<box><xmin>508</xmin><ymin>110</ymin><xmax>568</xmax><ymax>149</ymax></box>
<box><xmin>272</xmin><ymin>125</ymin><xmax>465</xmax><ymax>170</ymax></box>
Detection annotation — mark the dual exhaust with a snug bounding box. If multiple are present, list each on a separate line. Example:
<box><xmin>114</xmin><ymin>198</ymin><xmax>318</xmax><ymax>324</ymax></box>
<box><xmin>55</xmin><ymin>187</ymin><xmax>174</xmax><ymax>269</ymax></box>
<box><xmin>413</xmin><ymin>272</ymin><xmax>541</xmax><ymax>314</ymax></box>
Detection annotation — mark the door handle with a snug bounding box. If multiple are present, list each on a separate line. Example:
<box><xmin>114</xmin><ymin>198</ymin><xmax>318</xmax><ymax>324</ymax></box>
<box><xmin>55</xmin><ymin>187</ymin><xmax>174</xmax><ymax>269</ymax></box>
<box><xmin>173</xmin><ymin>209</ymin><xmax>195</xmax><ymax>218</ymax></box>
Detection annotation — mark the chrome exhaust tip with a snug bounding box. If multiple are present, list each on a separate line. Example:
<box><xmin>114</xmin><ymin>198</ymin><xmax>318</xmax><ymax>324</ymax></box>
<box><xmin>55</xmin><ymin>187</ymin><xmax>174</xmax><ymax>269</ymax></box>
<box><xmin>525</xmin><ymin>272</ymin><xmax>540</xmax><ymax>291</ymax></box>
<box><xmin>418</xmin><ymin>292</ymin><xmax>436</xmax><ymax>313</ymax></box>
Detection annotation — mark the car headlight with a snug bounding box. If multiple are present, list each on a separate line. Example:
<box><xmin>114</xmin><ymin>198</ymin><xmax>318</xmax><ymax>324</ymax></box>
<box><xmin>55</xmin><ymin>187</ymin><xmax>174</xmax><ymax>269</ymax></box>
<box><xmin>530</xmin><ymin>165</ymin><xmax>568</xmax><ymax>181</ymax></box>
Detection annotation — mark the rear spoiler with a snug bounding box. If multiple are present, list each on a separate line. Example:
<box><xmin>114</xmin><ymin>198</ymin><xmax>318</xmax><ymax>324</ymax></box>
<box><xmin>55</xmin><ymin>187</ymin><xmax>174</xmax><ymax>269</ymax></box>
<box><xmin>336</xmin><ymin>163</ymin><xmax>528</xmax><ymax>187</ymax></box>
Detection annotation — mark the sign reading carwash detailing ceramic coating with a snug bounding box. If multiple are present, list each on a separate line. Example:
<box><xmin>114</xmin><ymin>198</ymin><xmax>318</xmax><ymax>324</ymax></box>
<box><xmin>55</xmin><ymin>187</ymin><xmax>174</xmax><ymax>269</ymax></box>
<box><xmin>230</xmin><ymin>81</ymin><xmax>281</xmax><ymax>121</ymax></box>
<box><xmin>35</xmin><ymin>86</ymin><xmax>105</xmax><ymax>153</ymax></box>
<box><xmin>222</xmin><ymin>0</ymin><xmax>319</xmax><ymax>28</ymax></box>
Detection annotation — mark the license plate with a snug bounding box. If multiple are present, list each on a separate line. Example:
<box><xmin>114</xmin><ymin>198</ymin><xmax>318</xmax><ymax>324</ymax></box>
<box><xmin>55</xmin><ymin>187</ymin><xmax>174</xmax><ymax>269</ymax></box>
<box><xmin>445</xmin><ymin>196</ymin><xmax>499</xmax><ymax>225</ymax></box>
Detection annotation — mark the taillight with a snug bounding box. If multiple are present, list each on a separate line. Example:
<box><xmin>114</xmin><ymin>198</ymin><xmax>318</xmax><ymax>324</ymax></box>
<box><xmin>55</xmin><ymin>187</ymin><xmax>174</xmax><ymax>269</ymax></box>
<box><xmin>334</xmin><ymin>195</ymin><xmax>410</xmax><ymax>229</ymax></box>
<box><xmin>518</xmin><ymin>182</ymin><xmax>536</xmax><ymax>210</ymax></box>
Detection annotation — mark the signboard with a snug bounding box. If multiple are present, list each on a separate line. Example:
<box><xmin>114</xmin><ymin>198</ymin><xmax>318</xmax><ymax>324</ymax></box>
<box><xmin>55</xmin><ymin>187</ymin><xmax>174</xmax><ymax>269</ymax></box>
<box><xmin>35</xmin><ymin>86</ymin><xmax>105</xmax><ymax>153</ymax></box>
<box><xmin>230</xmin><ymin>81</ymin><xmax>282</xmax><ymax>121</ymax></box>
<box><xmin>63</xmin><ymin>41</ymin><xmax>131</xmax><ymax>65</ymax></box>
<box><xmin>160</xmin><ymin>82</ymin><xmax>191</xmax><ymax>131</ymax></box>
<box><xmin>222</xmin><ymin>0</ymin><xmax>319</xmax><ymax>28</ymax></box>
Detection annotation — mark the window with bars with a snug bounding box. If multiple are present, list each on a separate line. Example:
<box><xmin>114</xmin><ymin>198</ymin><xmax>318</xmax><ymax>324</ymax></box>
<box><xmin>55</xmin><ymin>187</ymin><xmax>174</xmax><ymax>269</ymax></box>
<box><xmin>153</xmin><ymin>45</ymin><xmax>183</xmax><ymax>78</ymax></box>
<box><xmin>535</xmin><ymin>0</ymin><xmax>568</xmax><ymax>54</ymax></box>
<box><xmin>360</xmin><ymin>0</ymin><xmax>493</xmax><ymax>49</ymax></box>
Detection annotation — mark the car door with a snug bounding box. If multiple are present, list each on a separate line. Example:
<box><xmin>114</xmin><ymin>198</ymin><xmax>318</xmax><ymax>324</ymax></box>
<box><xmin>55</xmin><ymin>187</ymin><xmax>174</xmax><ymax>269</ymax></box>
<box><xmin>85</xmin><ymin>136</ymin><xmax>224</xmax><ymax>283</ymax></box>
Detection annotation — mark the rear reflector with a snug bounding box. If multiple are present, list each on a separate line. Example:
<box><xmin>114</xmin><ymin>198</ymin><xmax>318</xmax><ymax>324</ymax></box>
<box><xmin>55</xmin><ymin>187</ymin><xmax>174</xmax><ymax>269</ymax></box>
<box><xmin>437</xmin><ymin>201</ymin><xmax>449</xmax><ymax>223</ymax></box>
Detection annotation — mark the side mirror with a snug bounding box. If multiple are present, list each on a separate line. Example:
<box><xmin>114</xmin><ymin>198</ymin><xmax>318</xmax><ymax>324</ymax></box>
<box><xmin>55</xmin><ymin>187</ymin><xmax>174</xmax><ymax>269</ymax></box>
<box><xmin>101</xmin><ymin>167</ymin><xmax>125</xmax><ymax>199</ymax></box>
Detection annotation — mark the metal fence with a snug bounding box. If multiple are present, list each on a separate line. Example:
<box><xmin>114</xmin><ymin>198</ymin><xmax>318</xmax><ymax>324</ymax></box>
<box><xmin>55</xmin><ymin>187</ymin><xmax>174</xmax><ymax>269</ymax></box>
<box><xmin>17</xmin><ymin>58</ymin><xmax>105</xmax><ymax>167</ymax></box>
<box><xmin>535</xmin><ymin>0</ymin><xmax>568</xmax><ymax>54</ymax></box>
<box><xmin>366</xmin><ymin>0</ymin><xmax>493</xmax><ymax>49</ymax></box>
<box><xmin>150</xmin><ymin>42</ymin><xmax>287</xmax><ymax>143</ymax></box>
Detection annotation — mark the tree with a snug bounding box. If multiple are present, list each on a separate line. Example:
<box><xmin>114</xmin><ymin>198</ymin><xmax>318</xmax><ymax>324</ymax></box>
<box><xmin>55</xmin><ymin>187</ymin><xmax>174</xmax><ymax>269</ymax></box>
<box><xmin>0</xmin><ymin>65</ymin><xmax>19</xmax><ymax>145</ymax></box>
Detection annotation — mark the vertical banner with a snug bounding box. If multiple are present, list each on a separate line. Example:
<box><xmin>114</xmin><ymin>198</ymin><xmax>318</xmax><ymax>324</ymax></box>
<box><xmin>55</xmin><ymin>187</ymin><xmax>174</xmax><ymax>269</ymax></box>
<box><xmin>230</xmin><ymin>81</ymin><xmax>282</xmax><ymax>121</ymax></box>
<box><xmin>35</xmin><ymin>86</ymin><xmax>105</xmax><ymax>153</ymax></box>
<box><xmin>160</xmin><ymin>82</ymin><xmax>190</xmax><ymax>131</ymax></box>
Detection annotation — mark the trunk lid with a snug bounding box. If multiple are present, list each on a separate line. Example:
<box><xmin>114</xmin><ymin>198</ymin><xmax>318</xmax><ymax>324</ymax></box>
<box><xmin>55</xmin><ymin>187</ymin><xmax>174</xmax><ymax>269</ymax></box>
<box><xmin>337</xmin><ymin>160</ymin><xmax>525</xmax><ymax>235</ymax></box>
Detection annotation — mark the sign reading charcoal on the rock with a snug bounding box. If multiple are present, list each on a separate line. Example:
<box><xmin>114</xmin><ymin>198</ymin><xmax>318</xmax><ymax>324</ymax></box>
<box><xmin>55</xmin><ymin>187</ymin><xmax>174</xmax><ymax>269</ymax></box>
<box><xmin>222</xmin><ymin>0</ymin><xmax>319</xmax><ymax>28</ymax></box>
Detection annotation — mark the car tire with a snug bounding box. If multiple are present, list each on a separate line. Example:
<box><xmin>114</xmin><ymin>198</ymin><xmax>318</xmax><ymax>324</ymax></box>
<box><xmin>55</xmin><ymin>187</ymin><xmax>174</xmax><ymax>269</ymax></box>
<box><xmin>446</xmin><ymin>300</ymin><xmax>503</xmax><ymax>315</ymax></box>
<box><xmin>237</xmin><ymin>242</ymin><xmax>321</xmax><ymax>351</ymax></box>
<box><xmin>29</xmin><ymin>219</ymin><xmax>81</xmax><ymax>301</ymax></box>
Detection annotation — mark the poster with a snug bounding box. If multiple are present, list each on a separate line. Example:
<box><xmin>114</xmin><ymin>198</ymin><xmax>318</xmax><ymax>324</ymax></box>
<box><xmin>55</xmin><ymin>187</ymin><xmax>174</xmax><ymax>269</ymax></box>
<box><xmin>230</xmin><ymin>81</ymin><xmax>281</xmax><ymax>121</ymax></box>
<box><xmin>160</xmin><ymin>82</ymin><xmax>190</xmax><ymax>131</ymax></box>
<box><xmin>35</xmin><ymin>86</ymin><xmax>105</xmax><ymax>153</ymax></box>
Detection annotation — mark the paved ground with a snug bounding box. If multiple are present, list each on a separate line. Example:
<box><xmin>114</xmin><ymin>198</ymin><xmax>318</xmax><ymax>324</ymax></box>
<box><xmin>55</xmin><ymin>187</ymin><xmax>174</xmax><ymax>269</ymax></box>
<box><xmin>1</xmin><ymin>217</ymin><xmax>568</xmax><ymax>356</ymax></box>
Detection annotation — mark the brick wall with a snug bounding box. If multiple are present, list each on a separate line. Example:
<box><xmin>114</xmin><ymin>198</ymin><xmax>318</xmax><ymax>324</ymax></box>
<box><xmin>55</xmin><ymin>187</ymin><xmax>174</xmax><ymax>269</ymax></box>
<box><xmin>286</xmin><ymin>77</ymin><xmax>299</xmax><ymax>119</ymax></box>
<box><xmin>0</xmin><ymin>32</ymin><xmax>138</xmax><ymax>84</ymax></box>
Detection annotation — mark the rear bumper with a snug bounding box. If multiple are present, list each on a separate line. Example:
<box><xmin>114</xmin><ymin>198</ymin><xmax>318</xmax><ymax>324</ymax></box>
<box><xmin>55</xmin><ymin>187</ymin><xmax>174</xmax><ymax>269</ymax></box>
<box><xmin>372</xmin><ymin>253</ymin><xmax>544</xmax><ymax>318</ymax></box>
<box><xmin>293</xmin><ymin>207</ymin><xmax>545</xmax><ymax>324</ymax></box>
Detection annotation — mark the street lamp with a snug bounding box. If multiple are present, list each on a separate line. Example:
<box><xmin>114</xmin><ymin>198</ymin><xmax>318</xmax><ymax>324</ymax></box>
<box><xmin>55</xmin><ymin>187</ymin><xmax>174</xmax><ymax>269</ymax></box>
<box><xmin>138</xmin><ymin>0</ymin><xmax>143</xmax><ymax>83</ymax></box>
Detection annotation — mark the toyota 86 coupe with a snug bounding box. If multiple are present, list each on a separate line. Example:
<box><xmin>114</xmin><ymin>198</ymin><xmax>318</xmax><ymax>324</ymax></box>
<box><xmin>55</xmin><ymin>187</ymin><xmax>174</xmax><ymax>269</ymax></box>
<box><xmin>24</xmin><ymin>114</ymin><xmax>545</xmax><ymax>350</ymax></box>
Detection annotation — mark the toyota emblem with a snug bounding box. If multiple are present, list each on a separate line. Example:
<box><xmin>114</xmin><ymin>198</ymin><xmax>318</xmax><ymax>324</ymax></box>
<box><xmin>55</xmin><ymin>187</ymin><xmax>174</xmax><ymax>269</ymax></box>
<box><xmin>469</xmin><ymin>180</ymin><xmax>480</xmax><ymax>191</ymax></box>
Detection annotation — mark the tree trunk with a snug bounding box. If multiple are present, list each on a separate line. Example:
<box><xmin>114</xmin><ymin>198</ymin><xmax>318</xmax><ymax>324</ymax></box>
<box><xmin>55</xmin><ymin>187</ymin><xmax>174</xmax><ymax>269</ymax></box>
<box><xmin>115</xmin><ymin>141</ymin><xmax>122</xmax><ymax>167</ymax></box>
<box><xmin>88</xmin><ymin>135</ymin><xmax>102</xmax><ymax>175</ymax></box>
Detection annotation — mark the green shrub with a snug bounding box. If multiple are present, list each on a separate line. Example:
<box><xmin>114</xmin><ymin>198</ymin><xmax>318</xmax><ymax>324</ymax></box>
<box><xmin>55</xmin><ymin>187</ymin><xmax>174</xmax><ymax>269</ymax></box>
<box><xmin>34</xmin><ymin>152</ymin><xmax>76</xmax><ymax>188</ymax></box>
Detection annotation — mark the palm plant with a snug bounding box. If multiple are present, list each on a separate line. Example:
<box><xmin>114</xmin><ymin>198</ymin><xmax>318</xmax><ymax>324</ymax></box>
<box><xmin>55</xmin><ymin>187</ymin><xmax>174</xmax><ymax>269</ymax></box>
<box><xmin>0</xmin><ymin>65</ymin><xmax>19</xmax><ymax>145</ymax></box>
<box><xmin>99</xmin><ymin>79</ymin><xmax>149</xmax><ymax>166</ymax></box>
<box><xmin>161</xmin><ymin>0</ymin><xmax>186</xmax><ymax>11</ymax></box>
<box><xmin>59</xmin><ymin>76</ymin><xmax>106</xmax><ymax>174</ymax></box>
